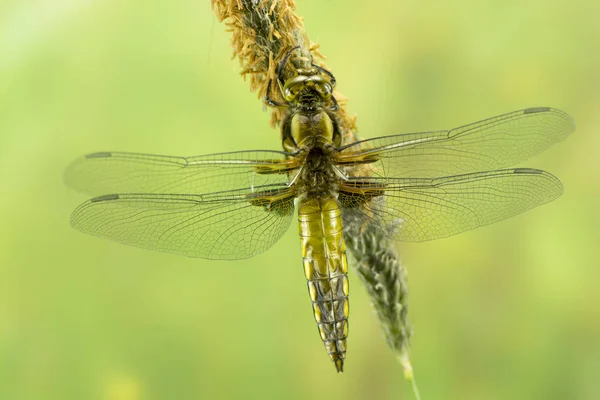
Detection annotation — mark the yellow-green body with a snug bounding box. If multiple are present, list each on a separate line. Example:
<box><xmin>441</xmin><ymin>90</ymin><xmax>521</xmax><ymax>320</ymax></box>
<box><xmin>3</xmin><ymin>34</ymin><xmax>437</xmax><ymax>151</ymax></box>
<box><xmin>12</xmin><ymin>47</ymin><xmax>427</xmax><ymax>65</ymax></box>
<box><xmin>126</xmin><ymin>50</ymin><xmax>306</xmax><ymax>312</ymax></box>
<box><xmin>282</xmin><ymin>72</ymin><xmax>349</xmax><ymax>370</ymax></box>
<box><xmin>298</xmin><ymin>196</ymin><xmax>349</xmax><ymax>372</ymax></box>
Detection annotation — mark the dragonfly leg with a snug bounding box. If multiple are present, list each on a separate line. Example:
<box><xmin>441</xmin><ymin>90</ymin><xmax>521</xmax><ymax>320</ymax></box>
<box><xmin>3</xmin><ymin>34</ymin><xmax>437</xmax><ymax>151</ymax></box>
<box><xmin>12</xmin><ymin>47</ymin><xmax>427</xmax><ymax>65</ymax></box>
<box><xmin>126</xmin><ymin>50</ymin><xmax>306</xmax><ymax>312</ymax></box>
<box><xmin>311</xmin><ymin>63</ymin><xmax>336</xmax><ymax>88</ymax></box>
<box><xmin>277</xmin><ymin>45</ymin><xmax>302</xmax><ymax>80</ymax></box>
<box><xmin>264</xmin><ymin>79</ymin><xmax>287</xmax><ymax>108</ymax></box>
<box><xmin>328</xmin><ymin>95</ymin><xmax>339</xmax><ymax>112</ymax></box>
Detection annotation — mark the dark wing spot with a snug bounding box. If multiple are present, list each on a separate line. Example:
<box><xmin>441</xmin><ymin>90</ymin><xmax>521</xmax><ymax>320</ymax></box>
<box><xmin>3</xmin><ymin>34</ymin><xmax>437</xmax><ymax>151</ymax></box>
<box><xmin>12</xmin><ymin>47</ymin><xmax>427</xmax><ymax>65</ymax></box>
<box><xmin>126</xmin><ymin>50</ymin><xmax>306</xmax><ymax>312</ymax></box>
<box><xmin>524</xmin><ymin>107</ymin><xmax>551</xmax><ymax>114</ymax></box>
<box><xmin>514</xmin><ymin>168</ymin><xmax>543</xmax><ymax>174</ymax></box>
<box><xmin>90</xmin><ymin>194</ymin><xmax>120</xmax><ymax>202</ymax></box>
<box><xmin>85</xmin><ymin>152</ymin><xmax>113</xmax><ymax>159</ymax></box>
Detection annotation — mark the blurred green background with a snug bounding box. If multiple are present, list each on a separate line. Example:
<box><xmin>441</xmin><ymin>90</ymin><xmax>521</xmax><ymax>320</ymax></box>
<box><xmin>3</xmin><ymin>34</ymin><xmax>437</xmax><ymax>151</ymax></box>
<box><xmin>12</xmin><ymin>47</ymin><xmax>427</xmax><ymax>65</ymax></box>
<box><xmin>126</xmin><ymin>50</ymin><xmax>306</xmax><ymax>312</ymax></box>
<box><xmin>1</xmin><ymin>0</ymin><xmax>599</xmax><ymax>399</ymax></box>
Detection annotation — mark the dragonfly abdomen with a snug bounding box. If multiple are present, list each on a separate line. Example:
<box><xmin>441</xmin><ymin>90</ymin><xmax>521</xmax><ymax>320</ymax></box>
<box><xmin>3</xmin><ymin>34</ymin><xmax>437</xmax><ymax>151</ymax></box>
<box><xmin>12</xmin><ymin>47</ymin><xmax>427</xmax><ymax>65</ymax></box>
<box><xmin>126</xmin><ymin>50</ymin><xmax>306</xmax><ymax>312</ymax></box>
<box><xmin>298</xmin><ymin>196</ymin><xmax>349</xmax><ymax>372</ymax></box>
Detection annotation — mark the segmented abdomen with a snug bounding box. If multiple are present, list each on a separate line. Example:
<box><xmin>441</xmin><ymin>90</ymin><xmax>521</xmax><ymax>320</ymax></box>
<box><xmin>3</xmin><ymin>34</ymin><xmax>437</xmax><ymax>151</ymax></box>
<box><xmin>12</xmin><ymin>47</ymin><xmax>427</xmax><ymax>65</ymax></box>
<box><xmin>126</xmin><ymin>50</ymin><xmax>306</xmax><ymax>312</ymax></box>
<box><xmin>298</xmin><ymin>196</ymin><xmax>349</xmax><ymax>372</ymax></box>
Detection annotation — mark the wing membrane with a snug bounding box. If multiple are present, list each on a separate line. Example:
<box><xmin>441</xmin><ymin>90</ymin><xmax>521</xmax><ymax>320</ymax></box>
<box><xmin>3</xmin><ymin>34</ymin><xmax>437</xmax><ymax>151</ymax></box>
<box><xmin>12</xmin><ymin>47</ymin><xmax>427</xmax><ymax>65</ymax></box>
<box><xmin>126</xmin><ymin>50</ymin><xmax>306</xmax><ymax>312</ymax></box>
<box><xmin>340</xmin><ymin>168</ymin><xmax>563</xmax><ymax>242</ymax></box>
<box><xmin>70</xmin><ymin>186</ymin><xmax>296</xmax><ymax>259</ymax></box>
<box><xmin>337</xmin><ymin>108</ymin><xmax>574</xmax><ymax>178</ymax></box>
<box><xmin>65</xmin><ymin>150</ymin><xmax>298</xmax><ymax>196</ymax></box>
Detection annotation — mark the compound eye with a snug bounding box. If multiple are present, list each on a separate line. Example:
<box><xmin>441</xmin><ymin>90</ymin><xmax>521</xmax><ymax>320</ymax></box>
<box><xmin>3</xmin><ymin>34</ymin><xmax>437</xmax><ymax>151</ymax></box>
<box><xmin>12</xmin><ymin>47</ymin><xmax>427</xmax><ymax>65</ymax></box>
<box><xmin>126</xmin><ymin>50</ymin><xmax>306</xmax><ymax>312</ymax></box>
<box><xmin>316</xmin><ymin>83</ymin><xmax>332</xmax><ymax>99</ymax></box>
<box><xmin>284</xmin><ymin>84</ymin><xmax>301</xmax><ymax>102</ymax></box>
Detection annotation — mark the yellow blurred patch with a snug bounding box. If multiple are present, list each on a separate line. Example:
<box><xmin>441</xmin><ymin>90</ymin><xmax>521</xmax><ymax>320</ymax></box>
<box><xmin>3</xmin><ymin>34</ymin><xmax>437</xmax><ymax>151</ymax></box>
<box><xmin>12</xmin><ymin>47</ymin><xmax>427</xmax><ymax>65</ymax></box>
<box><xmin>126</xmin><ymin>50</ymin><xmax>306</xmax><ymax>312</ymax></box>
<box><xmin>103</xmin><ymin>375</ymin><xmax>142</xmax><ymax>400</ymax></box>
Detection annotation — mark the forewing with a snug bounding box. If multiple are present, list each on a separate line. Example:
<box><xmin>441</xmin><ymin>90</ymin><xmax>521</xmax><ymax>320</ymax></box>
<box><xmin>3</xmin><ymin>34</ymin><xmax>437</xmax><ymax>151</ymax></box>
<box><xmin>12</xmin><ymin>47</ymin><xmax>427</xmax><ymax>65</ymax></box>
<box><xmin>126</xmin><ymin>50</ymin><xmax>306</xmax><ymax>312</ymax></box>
<box><xmin>65</xmin><ymin>150</ymin><xmax>298</xmax><ymax>196</ymax></box>
<box><xmin>337</xmin><ymin>108</ymin><xmax>574</xmax><ymax>178</ymax></box>
<box><xmin>339</xmin><ymin>168</ymin><xmax>563</xmax><ymax>242</ymax></box>
<box><xmin>70</xmin><ymin>187</ymin><xmax>296</xmax><ymax>259</ymax></box>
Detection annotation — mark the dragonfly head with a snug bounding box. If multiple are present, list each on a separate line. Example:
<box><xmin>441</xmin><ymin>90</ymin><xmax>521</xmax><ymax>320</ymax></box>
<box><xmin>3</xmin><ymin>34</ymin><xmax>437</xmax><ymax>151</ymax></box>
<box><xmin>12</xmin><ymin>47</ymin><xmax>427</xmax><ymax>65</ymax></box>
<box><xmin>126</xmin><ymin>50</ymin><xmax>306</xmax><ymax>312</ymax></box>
<box><xmin>281</xmin><ymin>67</ymin><xmax>335</xmax><ymax>106</ymax></box>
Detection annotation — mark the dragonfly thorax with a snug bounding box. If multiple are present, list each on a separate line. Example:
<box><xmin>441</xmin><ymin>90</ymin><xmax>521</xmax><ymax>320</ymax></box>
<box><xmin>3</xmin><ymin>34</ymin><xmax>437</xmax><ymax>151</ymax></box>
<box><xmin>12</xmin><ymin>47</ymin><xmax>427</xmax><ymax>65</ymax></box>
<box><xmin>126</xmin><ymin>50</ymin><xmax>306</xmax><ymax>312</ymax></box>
<box><xmin>296</xmin><ymin>146</ymin><xmax>340</xmax><ymax>197</ymax></box>
<box><xmin>282</xmin><ymin>97</ymin><xmax>342</xmax><ymax>196</ymax></box>
<box><xmin>283</xmin><ymin>109</ymin><xmax>341</xmax><ymax>152</ymax></box>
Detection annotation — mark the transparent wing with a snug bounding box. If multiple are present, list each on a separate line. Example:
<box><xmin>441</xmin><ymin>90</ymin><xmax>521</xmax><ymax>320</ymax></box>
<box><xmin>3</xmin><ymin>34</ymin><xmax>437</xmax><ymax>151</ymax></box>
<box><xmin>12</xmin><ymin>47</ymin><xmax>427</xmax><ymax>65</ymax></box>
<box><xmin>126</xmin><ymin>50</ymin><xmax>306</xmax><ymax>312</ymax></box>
<box><xmin>65</xmin><ymin>150</ymin><xmax>299</xmax><ymax>196</ymax></box>
<box><xmin>70</xmin><ymin>186</ymin><xmax>296</xmax><ymax>259</ymax></box>
<box><xmin>339</xmin><ymin>168</ymin><xmax>562</xmax><ymax>242</ymax></box>
<box><xmin>336</xmin><ymin>108</ymin><xmax>574</xmax><ymax>178</ymax></box>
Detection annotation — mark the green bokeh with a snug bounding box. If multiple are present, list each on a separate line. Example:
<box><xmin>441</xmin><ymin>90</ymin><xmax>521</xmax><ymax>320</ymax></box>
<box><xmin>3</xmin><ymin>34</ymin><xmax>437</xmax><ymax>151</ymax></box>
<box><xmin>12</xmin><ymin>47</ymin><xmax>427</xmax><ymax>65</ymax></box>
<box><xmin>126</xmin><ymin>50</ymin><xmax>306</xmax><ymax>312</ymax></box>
<box><xmin>1</xmin><ymin>1</ymin><xmax>599</xmax><ymax>399</ymax></box>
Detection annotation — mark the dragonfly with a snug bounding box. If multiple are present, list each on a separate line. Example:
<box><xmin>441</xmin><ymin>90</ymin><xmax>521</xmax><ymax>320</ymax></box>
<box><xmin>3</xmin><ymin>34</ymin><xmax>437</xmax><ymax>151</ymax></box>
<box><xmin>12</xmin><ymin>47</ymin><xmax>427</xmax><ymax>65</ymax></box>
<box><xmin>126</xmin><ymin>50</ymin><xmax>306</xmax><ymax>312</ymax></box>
<box><xmin>65</xmin><ymin>51</ymin><xmax>574</xmax><ymax>373</ymax></box>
